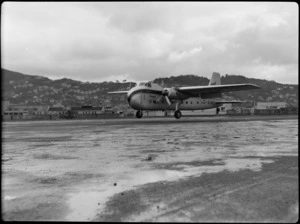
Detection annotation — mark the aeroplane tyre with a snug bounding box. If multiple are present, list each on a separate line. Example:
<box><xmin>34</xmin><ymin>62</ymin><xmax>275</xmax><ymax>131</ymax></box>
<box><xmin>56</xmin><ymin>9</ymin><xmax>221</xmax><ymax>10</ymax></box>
<box><xmin>174</xmin><ymin>110</ymin><xmax>182</xmax><ymax>119</ymax></box>
<box><xmin>136</xmin><ymin>110</ymin><xmax>143</xmax><ymax>118</ymax></box>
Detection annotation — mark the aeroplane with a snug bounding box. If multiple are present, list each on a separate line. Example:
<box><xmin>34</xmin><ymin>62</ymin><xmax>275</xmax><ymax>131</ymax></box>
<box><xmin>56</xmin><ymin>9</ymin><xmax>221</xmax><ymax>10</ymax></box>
<box><xmin>108</xmin><ymin>72</ymin><xmax>260</xmax><ymax>119</ymax></box>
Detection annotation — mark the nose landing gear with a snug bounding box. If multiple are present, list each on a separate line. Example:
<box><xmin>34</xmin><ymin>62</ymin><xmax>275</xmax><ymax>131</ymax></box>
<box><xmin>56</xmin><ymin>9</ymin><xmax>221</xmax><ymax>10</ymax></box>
<box><xmin>136</xmin><ymin>110</ymin><xmax>143</xmax><ymax>118</ymax></box>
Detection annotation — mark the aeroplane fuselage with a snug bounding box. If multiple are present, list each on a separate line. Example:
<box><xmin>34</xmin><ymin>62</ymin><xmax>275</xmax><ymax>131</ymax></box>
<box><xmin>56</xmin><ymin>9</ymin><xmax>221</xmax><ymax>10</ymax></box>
<box><xmin>127</xmin><ymin>84</ymin><xmax>221</xmax><ymax>111</ymax></box>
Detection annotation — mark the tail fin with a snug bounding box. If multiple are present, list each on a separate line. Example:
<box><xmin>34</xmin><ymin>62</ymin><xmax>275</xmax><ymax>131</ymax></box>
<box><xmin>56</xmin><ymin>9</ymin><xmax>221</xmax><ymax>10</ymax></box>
<box><xmin>208</xmin><ymin>72</ymin><xmax>221</xmax><ymax>85</ymax></box>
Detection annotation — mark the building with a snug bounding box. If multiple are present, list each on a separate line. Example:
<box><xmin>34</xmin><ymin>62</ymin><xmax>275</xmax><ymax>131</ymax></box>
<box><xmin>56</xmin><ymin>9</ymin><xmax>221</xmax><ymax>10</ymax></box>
<box><xmin>2</xmin><ymin>109</ymin><xmax>28</xmax><ymax>118</ymax></box>
<box><xmin>3</xmin><ymin>104</ymin><xmax>49</xmax><ymax>115</ymax></box>
<box><xmin>71</xmin><ymin>106</ymin><xmax>104</xmax><ymax>115</ymax></box>
<box><xmin>69</xmin><ymin>106</ymin><xmax>118</xmax><ymax>119</ymax></box>
<box><xmin>48</xmin><ymin>107</ymin><xmax>65</xmax><ymax>115</ymax></box>
<box><xmin>106</xmin><ymin>94</ymin><xmax>127</xmax><ymax>106</ymax></box>
<box><xmin>140</xmin><ymin>104</ymin><xmax>232</xmax><ymax>117</ymax></box>
<box><xmin>256</xmin><ymin>102</ymin><xmax>287</xmax><ymax>110</ymax></box>
<box><xmin>2</xmin><ymin>104</ymin><xmax>50</xmax><ymax>120</ymax></box>
<box><xmin>254</xmin><ymin>102</ymin><xmax>293</xmax><ymax>115</ymax></box>
<box><xmin>2</xmin><ymin>101</ymin><xmax>10</xmax><ymax>111</ymax></box>
<box><xmin>183</xmin><ymin>105</ymin><xmax>231</xmax><ymax>116</ymax></box>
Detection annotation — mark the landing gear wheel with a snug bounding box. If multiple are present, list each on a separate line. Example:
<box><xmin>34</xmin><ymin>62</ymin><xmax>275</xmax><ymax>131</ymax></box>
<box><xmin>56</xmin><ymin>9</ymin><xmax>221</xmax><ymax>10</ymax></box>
<box><xmin>136</xmin><ymin>110</ymin><xmax>143</xmax><ymax>118</ymax></box>
<box><xmin>174</xmin><ymin>110</ymin><xmax>182</xmax><ymax>119</ymax></box>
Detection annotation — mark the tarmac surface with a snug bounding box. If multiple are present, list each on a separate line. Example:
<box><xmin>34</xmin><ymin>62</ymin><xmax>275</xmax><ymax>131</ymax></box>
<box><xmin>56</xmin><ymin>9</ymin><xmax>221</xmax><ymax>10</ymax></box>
<box><xmin>2</xmin><ymin>115</ymin><xmax>298</xmax><ymax>221</ymax></box>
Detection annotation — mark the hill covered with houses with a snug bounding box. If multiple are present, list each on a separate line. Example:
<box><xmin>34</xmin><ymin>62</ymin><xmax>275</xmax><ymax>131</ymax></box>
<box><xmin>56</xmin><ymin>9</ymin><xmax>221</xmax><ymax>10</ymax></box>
<box><xmin>1</xmin><ymin>69</ymin><xmax>135</xmax><ymax>108</ymax></box>
<box><xmin>1</xmin><ymin>68</ymin><xmax>298</xmax><ymax>110</ymax></box>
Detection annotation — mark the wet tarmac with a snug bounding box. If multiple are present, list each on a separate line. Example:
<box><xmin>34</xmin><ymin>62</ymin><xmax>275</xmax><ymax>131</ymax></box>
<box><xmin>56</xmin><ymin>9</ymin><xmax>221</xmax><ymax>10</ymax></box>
<box><xmin>1</xmin><ymin>115</ymin><xmax>298</xmax><ymax>221</ymax></box>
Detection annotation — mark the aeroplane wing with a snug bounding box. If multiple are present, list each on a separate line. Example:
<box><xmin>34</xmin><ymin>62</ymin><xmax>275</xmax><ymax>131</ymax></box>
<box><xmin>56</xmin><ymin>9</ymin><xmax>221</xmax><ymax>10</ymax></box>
<box><xmin>107</xmin><ymin>91</ymin><xmax>129</xmax><ymax>94</ymax></box>
<box><xmin>177</xmin><ymin>83</ymin><xmax>260</xmax><ymax>96</ymax></box>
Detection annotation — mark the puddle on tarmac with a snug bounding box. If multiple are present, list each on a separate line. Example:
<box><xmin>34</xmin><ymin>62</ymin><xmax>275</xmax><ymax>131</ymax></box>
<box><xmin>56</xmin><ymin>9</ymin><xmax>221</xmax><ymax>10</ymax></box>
<box><xmin>4</xmin><ymin>196</ymin><xmax>17</xmax><ymax>200</ymax></box>
<box><xmin>65</xmin><ymin>157</ymin><xmax>274</xmax><ymax>221</ymax></box>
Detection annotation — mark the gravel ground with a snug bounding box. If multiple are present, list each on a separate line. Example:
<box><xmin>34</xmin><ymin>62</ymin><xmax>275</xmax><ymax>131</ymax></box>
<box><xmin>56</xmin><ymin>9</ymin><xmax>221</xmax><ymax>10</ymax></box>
<box><xmin>2</xmin><ymin>115</ymin><xmax>298</xmax><ymax>221</ymax></box>
<box><xmin>95</xmin><ymin>156</ymin><xmax>298</xmax><ymax>222</ymax></box>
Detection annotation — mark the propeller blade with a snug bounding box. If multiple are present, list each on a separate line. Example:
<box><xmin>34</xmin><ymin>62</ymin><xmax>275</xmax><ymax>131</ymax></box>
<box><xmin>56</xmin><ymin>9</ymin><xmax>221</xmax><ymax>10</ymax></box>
<box><xmin>155</xmin><ymin>95</ymin><xmax>164</xmax><ymax>103</ymax></box>
<box><xmin>165</xmin><ymin>96</ymin><xmax>171</xmax><ymax>105</ymax></box>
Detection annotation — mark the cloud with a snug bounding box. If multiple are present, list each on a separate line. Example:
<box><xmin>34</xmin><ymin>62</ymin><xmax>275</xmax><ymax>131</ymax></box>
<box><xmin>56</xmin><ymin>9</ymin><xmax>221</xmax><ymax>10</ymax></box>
<box><xmin>133</xmin><ymin>31</ymin><xmax>174</xmax><ymax>59</ymax></box>
<box><xmin>168</xmin><ymin>47</ymin><xmax>203</xmax><ymax>63</ymax></box>
<box><xmin>1</xmin><ymin>2</ymin><xmax>298</xmax><ymax>84</ymax></box>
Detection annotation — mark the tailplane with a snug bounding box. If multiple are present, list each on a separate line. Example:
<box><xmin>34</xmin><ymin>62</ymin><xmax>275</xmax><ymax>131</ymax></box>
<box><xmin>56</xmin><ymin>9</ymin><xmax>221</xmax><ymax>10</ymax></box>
<box><xmin>208</xmin><ymin>72</ymin><xmax>221</xmax><ymax>85</ymax></box>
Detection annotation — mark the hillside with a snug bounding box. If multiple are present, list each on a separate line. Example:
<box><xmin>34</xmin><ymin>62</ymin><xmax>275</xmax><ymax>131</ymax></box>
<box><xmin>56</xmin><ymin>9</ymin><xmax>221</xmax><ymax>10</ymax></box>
<box><xmin>1</xmin><ymin>68</ymin><xmax>298</xmax><ymax>107</ymax></box>
<box><xmin>1</xmin><ymin>69</ymin><xmax>135</xmax><ymax>107</ymax></box>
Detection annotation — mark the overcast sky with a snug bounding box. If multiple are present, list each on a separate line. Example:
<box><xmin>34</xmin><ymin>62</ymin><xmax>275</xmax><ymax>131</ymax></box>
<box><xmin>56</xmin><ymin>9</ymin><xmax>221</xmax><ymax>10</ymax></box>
<box><xmin>1</xmin><ymin>2</ymin><xmax>298</xmax><ymax>84</ymax></box>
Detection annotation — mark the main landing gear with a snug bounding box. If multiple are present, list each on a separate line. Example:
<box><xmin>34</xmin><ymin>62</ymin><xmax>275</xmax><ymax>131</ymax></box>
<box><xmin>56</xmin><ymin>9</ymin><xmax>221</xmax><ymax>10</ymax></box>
<box><xmin>174</xmin><ymin>101</ymin><xmax>182</xmax><ymax>119</ymax></box>
<box><xmin>136</xmin><ymin>110</ymin><xmax>143</xmax><ymax>118</ymax></box>
<box><xmin>174</xmin><ymin>110</ymin><xmax>182</xmax><ymax>119</ymax></box>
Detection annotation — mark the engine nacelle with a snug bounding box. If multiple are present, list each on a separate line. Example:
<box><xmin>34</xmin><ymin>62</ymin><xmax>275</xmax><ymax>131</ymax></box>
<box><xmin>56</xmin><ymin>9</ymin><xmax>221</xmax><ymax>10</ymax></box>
<box><xmin>163</xmin><ymin>87</ymin><xmax>189</xmax><ymax>100</ymax></box>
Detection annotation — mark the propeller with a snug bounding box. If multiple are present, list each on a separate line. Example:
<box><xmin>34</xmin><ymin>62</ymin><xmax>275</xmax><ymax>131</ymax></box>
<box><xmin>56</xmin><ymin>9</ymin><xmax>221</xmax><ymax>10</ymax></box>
<box><xmin>154</xmin><ymin>88</ymin><xmax>171</xmax><ymax>105</ymax></box>
<box><xmin>155</xmin><ymin>86</ymin><xmax>181</xmax><ymax>105</ymax></box>
<box><xmin>162</xmin><ymin>89</ymin><xmax>172</xmax><ymax>105</ymax></box>
<box><xmin>164</xmin><ymin>95</ymin><xmax>171</xmax><ymax>105</ymax></box>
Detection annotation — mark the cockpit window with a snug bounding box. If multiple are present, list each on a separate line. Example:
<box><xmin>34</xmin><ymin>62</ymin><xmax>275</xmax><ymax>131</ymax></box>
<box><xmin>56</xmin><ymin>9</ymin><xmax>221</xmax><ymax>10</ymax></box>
<box><xmin>138</xmin><ymin>82</ymin><xmax>152</xmax><ymax>87</ymax></box>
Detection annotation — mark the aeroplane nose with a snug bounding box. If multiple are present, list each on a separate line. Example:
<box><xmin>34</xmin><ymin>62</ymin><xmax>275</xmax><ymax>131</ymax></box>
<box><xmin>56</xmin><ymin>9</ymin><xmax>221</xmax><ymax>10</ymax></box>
<box><xmin>128</xmin><ymin>94</ymin><xmax>140</xmax><ymax>110</ymax></box>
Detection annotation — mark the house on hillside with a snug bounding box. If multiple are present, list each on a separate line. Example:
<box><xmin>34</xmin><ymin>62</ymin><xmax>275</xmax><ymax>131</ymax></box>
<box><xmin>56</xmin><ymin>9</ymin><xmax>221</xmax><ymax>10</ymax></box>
<box><xmin>256</xmin><ymin>102</ymin><xmax>287</xmax><ymax>110</ymax></box>
<box><xmin>70</xmin><ymin>106</ymin><xmax>104</xmax><ymax>115</ymax></box>
<box><xmin>48</xmin><ymin>107</ymin><xmax>65</xmax><ymax>115</ymax></box>
<box><xmin>7</xmin><ymin>104</ymin><xmax>49</xmax><ymax>115</ymax></box>
<box><xmin>2</xmin><ymin>104</ymin><xmax>50</xmax><ymax>120</ymax></box>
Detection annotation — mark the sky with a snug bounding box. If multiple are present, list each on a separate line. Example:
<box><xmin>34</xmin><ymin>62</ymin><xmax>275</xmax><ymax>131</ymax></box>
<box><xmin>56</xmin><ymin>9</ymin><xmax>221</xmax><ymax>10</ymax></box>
<box><xmin>1</xmin><ymin>2</ymin><xmax>298</xmax><ymax>84</ymax></box>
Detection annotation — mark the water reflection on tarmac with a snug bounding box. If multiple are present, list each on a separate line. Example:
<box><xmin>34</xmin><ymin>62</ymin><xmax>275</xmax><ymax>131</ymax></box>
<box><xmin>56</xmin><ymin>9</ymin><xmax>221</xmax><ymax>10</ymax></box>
<box><xmin>2</xmin><ymin>117</ymin><xmax>298</xmax><ymax>221</ymax></box>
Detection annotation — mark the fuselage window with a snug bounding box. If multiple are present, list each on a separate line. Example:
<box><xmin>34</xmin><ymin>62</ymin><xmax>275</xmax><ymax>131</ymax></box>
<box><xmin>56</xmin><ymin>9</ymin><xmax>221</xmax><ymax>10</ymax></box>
<box><xmin>186</xmin><ymin>101</ymin><xmax>188</xmax><ymax>104</ymax></box>
<box><xmin>197</xmin><ymin>101</ymin><xmax>199</xmax><ymax>104</ymax></box>
<box><xmin>190</xmin><ymin>101</ymin><xmax>192</xmax><ymax>104</ymax></box>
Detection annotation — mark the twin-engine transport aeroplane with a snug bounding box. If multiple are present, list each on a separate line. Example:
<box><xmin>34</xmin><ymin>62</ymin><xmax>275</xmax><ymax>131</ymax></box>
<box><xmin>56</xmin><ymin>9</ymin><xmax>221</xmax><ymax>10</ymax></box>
<box><xmin>108</xmin><ymin>72</ymin><xmax>260</xmax><ymax>119</ymax></box>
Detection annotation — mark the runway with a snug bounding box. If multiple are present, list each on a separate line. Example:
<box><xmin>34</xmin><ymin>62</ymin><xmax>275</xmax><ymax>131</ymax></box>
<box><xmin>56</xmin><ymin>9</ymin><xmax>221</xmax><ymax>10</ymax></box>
<box><xmin>2</xmin><ymin>115</ymin><xmax>298</xmax><ymax>221</ymax></box>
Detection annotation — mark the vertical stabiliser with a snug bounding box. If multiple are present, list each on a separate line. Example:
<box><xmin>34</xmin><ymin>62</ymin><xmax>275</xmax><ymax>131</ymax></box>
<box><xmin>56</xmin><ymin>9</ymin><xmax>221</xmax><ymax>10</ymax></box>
<box><xmin>209</xmin><ymin>72</ymin><xmax>221</xmax><ymax>85</ymax></box>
